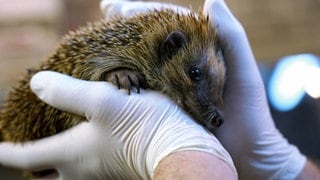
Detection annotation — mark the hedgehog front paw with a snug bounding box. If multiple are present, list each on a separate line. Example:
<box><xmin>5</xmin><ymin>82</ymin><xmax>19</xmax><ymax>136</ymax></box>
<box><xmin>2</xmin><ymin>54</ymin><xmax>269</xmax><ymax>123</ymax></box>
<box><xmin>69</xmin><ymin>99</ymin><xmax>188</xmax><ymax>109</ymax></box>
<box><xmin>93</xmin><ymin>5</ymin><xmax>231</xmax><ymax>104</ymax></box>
<box><xmin>105</xmin><ymin>69</ymin><xmax>146</xmax><ymax>95</ymax></box>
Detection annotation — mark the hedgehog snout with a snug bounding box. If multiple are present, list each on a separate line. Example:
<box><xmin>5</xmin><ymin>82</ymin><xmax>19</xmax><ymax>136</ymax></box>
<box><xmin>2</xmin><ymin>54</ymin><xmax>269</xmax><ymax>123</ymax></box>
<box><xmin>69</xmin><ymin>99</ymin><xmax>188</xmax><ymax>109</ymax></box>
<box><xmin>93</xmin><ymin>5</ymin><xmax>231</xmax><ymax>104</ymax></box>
<box><xmin>209</xmin><ymin>110</ymin><xmax>224</xmax><ymax>128</ymax></box>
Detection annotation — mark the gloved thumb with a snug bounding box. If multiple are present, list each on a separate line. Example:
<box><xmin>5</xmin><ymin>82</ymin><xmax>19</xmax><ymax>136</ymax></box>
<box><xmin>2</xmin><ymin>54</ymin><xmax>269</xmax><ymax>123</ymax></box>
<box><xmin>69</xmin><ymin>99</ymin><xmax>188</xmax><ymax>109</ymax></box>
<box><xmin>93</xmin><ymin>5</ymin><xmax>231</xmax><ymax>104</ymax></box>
<box><xmin>30</xmin><ymin>71</ymin><xmax>119</xmax><ymax>119</ymax></box>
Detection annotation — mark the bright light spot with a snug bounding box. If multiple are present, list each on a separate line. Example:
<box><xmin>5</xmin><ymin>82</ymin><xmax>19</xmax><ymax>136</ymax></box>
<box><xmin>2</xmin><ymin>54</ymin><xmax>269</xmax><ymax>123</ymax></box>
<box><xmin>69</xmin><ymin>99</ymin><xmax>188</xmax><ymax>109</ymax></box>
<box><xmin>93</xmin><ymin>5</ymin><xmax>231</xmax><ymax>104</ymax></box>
<box><xmin>304</xmin><ymin>66</ymin><xmax>320</xmax><ymax>98</ymax></box>
<box><xmin>268</xmin><ymin>54</ymin><xmax>320</xmax><ymax>111</ymax></box>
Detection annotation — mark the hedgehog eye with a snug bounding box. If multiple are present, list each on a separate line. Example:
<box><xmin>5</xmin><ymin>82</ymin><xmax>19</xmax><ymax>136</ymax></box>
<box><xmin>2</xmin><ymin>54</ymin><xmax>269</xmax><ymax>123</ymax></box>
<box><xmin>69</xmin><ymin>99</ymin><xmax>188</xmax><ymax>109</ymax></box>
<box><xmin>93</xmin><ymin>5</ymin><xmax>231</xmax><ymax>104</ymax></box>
<box><xmin>188</xmin><ymin>66</ymin><xmax>201</xmax><ymax>81</ymax></box>
<box><xmin>160</xmin><ymin>31</ymin><xmax>187</xmax><ymax>60</ymax></box>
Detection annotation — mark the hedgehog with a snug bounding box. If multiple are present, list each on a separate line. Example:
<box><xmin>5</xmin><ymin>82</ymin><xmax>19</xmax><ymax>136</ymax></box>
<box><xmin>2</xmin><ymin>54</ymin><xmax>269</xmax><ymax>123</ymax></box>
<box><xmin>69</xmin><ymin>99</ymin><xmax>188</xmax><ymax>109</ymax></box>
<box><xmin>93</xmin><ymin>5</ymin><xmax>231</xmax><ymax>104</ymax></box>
<box><xmin>0</xmin><ymin>9</ymin><xmax>226</xmax><ymax>142</ymax></box>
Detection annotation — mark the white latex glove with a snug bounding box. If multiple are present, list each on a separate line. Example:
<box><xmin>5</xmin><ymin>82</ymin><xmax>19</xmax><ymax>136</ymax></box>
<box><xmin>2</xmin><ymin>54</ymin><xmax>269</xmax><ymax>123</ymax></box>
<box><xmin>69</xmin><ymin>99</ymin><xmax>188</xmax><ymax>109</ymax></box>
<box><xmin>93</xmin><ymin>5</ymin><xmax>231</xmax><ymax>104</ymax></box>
<box><xmin>203</xmin><ymin>0</ymin><xmax>307</xmax><ymax>179</ymax></box>
<box><xmin>100</xmin><ymin>0</ymin><xmax>190</xmax><ymax>19</ymax></box>
<box><xmin>0</xmin><ymin>71</ymin><xmax>236</xmax><ymax>179</ymax></box>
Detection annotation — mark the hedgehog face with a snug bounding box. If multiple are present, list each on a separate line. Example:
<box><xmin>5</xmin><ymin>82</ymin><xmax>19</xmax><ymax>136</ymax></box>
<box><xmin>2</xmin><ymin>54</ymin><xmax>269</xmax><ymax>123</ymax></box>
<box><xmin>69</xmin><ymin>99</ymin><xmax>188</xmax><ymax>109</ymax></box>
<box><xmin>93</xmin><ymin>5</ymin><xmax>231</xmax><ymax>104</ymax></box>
<box><xmin>159</xmin><ymin>30</ymin><xmax>226</xmax><ymax>131</ymax></box>
<box><xmin>182</xmin><ymin>48</ymin><xmax>226</xmax><ymax>130</ymax></box>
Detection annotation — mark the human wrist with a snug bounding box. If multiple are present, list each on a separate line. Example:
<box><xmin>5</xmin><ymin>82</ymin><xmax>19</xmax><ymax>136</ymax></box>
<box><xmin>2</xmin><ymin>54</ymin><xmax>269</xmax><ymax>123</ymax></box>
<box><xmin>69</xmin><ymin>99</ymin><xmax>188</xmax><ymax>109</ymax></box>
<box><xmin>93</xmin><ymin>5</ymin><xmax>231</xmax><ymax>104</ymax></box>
<box><xmin>154</xmin><ymin>151</ymin><xmax>237</xmax><ymax>180</ymax></box>
<box><xmin>297</xmin><ymin>160</ymin><xmax>320</xmax><ymax>180</ymax></box>
<box><xmin>142</xmin><ymin>106</ymin><xmax>237</xmax><ymax>178</ymax></box>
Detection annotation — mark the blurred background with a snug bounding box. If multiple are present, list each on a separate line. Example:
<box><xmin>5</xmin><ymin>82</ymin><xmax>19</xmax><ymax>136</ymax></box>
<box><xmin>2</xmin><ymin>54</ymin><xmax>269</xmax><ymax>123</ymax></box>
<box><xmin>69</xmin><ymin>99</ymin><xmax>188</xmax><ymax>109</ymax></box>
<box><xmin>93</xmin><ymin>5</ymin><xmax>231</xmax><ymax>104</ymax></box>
<box><xmin>0</xmin><ymin>0</ymin><xmax>319</xmax><ymax>179</ymax></box>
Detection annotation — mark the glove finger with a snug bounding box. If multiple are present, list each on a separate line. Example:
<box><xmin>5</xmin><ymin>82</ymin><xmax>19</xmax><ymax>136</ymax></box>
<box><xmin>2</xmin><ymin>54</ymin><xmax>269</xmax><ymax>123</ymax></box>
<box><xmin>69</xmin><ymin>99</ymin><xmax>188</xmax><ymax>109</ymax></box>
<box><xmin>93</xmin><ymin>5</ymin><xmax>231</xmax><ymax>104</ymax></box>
<box><xmin>101</xmin><ymin>0</ymin><xmax>190</xmax><ymax>19</ymax></box>
<box><xmin>0</xmin><ymin>123</ymin><xmax>95</xmax><ymax>170</ymax></box>
<box><xmin>203</xmin><ymin>0</ymin><xmax>244</xmax><ymax>46</ymax></box>
<box><xmin>203</xmin><ymin>0</ymin><xmax>261</xmax><ymax>83</ymax></box>
<box><xmin>30</xmin><ymin>71</ymin><xmax>122</xmax><ymax>119</ymax></box>
<box><xmin>121</xmin><ymin>2</ymin><xmax>190</xmax><ymax>17</ymax></box>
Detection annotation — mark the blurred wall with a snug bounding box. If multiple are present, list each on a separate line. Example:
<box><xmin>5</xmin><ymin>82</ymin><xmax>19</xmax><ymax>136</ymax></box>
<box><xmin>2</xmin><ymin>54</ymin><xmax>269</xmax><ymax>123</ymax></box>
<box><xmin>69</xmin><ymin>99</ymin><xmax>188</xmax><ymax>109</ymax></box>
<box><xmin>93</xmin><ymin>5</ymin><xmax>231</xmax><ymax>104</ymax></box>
<box><xmin>0</xmin><ymin>0</ymin><xmax>63</xmax><ymax>102</ymax></box>
<box><xmin>157</xmin><ymin>0</ymin><xmax>320</xmax><ymax>62</ymax></box>
<box><xmin>226</xmin><ymin>0</ymin><xmax>320</xmax><ymax>61</ymax></box>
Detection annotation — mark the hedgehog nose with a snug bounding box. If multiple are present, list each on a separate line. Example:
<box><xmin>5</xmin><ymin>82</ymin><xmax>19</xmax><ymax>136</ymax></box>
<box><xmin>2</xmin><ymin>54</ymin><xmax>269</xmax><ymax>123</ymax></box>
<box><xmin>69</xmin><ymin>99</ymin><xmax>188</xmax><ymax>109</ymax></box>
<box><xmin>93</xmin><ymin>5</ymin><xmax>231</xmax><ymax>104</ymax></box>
<box><xmin>210</xmin><ymin>111</ymin><xmax>224</xmax><ymax>128</ymax></box>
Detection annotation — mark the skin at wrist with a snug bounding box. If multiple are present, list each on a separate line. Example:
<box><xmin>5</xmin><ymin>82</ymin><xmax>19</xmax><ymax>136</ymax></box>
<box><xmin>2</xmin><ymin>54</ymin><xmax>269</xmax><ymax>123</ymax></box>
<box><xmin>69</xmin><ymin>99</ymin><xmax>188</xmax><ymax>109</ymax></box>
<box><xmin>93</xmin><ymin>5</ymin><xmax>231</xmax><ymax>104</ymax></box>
<box><xmin>154</xmin><ymin>151</ymin><xmax>237</xmax><ymax>180</ymax></box>
<box><xmin>297</xmin><ymin>160</ymin><xmax>320</xmax><ymax>180</ymax></box>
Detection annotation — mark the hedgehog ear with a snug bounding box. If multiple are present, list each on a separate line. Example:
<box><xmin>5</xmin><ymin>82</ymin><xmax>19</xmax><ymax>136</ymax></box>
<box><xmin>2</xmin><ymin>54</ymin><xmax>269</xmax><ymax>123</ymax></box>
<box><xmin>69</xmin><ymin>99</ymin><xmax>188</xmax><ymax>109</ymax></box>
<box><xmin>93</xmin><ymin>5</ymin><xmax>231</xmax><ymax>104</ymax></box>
<box><xmin>160</xmin><ymin>31</ymin><xmax>187</xmax><ymax>60</ymax></box>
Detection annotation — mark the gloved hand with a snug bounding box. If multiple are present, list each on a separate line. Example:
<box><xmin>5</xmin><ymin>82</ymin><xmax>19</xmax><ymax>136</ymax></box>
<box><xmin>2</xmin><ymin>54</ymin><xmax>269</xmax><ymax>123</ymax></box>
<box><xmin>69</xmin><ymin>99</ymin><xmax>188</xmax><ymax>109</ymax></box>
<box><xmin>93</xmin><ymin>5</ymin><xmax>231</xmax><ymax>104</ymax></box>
<box><xmin>203</xmin><ymin>0</ymin><xmax>306</xmax><ymax>179</ymax></box>
<box><xmin>0</xmin><ymin>71</ymin><xmax>236</xmax><ymax>179</ymax></box>
<box><xmin>100</xmin><ymin>0</ymin><xmax>190</xmax><ymax>19</ymax></box>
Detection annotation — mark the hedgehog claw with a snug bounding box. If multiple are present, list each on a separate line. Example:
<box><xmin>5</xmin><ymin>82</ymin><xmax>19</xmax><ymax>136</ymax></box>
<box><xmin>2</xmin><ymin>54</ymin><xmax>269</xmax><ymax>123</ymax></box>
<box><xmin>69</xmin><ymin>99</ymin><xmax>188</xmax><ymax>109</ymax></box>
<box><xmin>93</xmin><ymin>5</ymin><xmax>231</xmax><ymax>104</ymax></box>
<box><xmin>105</xmin><ymin>69</ymin><xmax>145</xmax><ymax>95</ymax></box>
